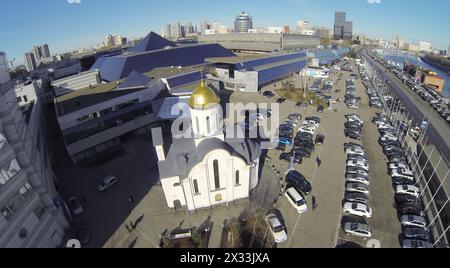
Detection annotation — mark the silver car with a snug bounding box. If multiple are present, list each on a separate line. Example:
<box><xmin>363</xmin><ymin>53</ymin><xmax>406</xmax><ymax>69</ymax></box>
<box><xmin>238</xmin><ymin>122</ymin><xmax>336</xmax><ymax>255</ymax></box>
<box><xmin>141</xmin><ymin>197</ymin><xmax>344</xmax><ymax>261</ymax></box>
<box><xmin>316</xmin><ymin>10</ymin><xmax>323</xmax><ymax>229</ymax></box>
<box><xmin>343</xmin><ymin>222</ymin><xmax>372</xmax><ymax>239</ymax></box>
<box><xmin>346</xmin><ymin>183</ymin><xmax>370</xmax><ymax>195</ymax></box>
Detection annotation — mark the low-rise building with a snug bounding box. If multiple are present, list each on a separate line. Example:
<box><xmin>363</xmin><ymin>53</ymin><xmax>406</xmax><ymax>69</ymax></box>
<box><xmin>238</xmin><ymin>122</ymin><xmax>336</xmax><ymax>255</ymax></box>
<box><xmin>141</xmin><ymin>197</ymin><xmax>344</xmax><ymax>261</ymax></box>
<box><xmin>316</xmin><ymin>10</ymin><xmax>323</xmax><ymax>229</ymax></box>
<box><xmin>51</xmin><ymin>70</ymin><xmax>100</xmax><ymax>97</ymax></box>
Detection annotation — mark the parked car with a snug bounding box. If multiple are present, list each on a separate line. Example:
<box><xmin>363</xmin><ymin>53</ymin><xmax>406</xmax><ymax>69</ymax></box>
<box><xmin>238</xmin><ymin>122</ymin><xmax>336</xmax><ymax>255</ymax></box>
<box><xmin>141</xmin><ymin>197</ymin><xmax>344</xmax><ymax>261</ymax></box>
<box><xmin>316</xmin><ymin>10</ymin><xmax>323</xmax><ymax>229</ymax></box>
<box><xmin>68</xmin><ymin>196</ymin><xmax>84</xmax><ymax>216</ymax></box>
<box><xmin>285</xmin><ymin>170</ymin><xmax>312</xmax><ymax>195</ymax></box>
<box><xmin>395</xmin><ymin>194</ymin><xmax>418</xmax><ymax>204</ymax></box>
<box><xmin>396</xmin><ymin>185</ymin><xmax>420</xmax><ymax>197</ymax></box>
<box><xmin>98</xmin><ymin>175</ymin><xmax>118</xmax><ymax>192</ymax></box>
<box><xmin>345</xmin><ymin>147</ymin><xmax>365</xmax><ymax>156</ymax></box>
<box><xmin>315</xmin><ymin>134</ymin><xmax>325</xmax><ymax>145</ymax></box>
<box><xmin>285</xmin><ymin>187</ymin><xmax>308</xmax><ymax>214</ymax></box>
<box><xmin>389</xmin><ymin>163</ymin><xmax>410</xmax><ymax>170</ymax></box>
<box><xmin>265</xmin><ymin>213</ymin><xmax>288</xmax><ymax>243</ymax></box>
<box><xmin>347</xmin><ymin>154</ymin><xmax>368</xmax><ymax>161</ymax></box>
<box><xmin>317</xmin><ymin>105</ymin><xmax>324</xmax><ymax>113</ymax></box>
<box><xmin>262</xmin><ymin>91</ymin><xmax>275</xmax><ymax>98</ymax></box>
<box><xmin>402</xmin><ymin>227</ymin><xmax>431</xmax><ymax>241</ymax></box>
<box><xmin>346</xmin><ymin>166</ymin><xmax>369</xmax><ymax>177</ymax></box>
<box><xmin>344</xmin><ymin>143</ymin><xmax>364</xmax><ymax>150</ymax></box>
<box><xmin>346</xmin><ymin>182</ymin><xmax>370</xmax><ymax>195</ymax></box>
<box><xmin>344</xmin><ymin>192</ymin><xmax>368</xmax><ymax>205</ymax></box>
<box><xmin>343</xmin><ymin>202</ymin><xmax>372</xmax><ymax>218</ymax></box>
<box><xmin>343</xmin><ymin>222</ymin><xmax>372</xmax><ymax>239</ymax></box>
<box><xmin>276</xmin><ymin>98</ymin><xmax>286</xmax><ymax>103</ymax></box>
<box><xmin>400</xmin><ymin>215</ymin><xmax>428</xmax><ymax>229</ymax></box>
<box><xmin>346</xmin><ymin>173</ymin><xmax>370</xmax><ymax>185</ymax></box>
<box><xmin>280</xmin><ymin>152</ymin><xmax>302</xmax><ymax>164</ymax></box>
<box><xmin>390</xmin><ymin>168</ymin><xmax>413</xmax><ymax>177</ymax></box>
<box><xmin>402</xmin><ymin>239</ymin><xmax>433</xmax><ymax>248</ymax></box>
<box><xmin>397</xmin><ymin>202</ymin><xmax>425</xmax><ymax>217</ymax></box>
<box><xmin>346</xmin><ymin>160</ymin><xmax>369</xmax><ymax>171</ymax></box>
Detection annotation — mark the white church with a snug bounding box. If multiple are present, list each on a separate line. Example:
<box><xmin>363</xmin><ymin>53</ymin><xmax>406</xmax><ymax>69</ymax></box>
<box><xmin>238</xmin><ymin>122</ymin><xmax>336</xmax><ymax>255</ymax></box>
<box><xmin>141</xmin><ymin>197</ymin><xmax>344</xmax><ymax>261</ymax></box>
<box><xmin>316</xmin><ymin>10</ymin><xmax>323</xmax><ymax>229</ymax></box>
<box><xmin>153</xmin><ymin>79</ymin><xmax>262</xmax><ymax>212</ymax></box>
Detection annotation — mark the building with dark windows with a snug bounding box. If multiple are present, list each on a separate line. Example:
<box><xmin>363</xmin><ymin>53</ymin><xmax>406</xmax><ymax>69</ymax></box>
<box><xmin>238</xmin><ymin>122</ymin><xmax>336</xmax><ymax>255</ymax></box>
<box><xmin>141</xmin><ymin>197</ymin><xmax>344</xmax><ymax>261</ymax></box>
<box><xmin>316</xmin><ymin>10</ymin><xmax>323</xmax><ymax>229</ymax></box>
<box><xmin>334</xmin><ymin>11</ymin><xmax>353</xmax><ymax>40</ymax></box>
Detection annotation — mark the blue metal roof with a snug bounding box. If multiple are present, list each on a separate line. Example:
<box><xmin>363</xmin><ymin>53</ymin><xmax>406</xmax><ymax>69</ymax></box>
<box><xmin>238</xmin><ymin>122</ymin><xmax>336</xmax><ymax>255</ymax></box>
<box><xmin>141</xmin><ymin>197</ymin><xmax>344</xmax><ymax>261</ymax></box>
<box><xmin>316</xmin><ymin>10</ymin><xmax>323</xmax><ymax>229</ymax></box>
<box><xmin>91</xmin><ymin>43</ymin><xmax>234</xmax><ymax>82</ymax></box>
<box><xmin>166</xmin><ymin>71</ymin><xmax>201</xmax><ymax>89</ymax></box>
<box><xmin>234</xmin><ymin>52</ymin><xmax>307</xmax><ymax>70</ymax></box>
<box><xmin>117</xmin><ymin>71</ymin><xmax>152</xmax><ymax>90</ymax></box>
<box><xmin>258</xmin><ymin>60</ymin><xmax>306</xmax><ymax>85</ymax></box>
<box><xmin>131</xmin><ymin>32</ymin><xmax>176</xmax><ymax>53</ymax></box>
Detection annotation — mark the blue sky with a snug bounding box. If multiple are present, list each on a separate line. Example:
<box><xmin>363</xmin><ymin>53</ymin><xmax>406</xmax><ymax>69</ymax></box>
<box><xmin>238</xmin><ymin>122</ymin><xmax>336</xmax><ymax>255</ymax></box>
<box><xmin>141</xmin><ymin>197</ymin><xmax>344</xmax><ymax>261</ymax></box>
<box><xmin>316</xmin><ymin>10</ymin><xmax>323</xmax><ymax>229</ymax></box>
<box><xmin>1</xmin><ymin>0</ymin><xmax>449</xmax><ymax>65</ymax></box>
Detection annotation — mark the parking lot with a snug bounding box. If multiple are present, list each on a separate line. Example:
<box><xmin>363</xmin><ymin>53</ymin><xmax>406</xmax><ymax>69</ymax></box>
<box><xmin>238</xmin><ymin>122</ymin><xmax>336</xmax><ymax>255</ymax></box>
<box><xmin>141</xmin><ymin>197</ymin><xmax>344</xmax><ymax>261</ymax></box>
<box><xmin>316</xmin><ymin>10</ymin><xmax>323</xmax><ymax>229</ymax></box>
<box><xmin>232</xmin><ymin>60</ymin><xmax>402</xmax><ymax>247</ymax></box>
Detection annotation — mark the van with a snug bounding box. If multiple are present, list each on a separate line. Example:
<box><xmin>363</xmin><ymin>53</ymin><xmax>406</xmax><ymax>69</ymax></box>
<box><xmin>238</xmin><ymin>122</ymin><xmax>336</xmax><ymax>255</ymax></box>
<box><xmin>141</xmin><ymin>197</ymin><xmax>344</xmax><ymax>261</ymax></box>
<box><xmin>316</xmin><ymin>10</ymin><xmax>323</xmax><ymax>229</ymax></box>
<box><xmin>98</xmin><ymin>175</ymin><xmax>118</xmax><ymax>192</ymax></box>
<box><xmin>284</xmin><ymin>187</ymin><xmax>308</xmax><ymax>213</ymax></box>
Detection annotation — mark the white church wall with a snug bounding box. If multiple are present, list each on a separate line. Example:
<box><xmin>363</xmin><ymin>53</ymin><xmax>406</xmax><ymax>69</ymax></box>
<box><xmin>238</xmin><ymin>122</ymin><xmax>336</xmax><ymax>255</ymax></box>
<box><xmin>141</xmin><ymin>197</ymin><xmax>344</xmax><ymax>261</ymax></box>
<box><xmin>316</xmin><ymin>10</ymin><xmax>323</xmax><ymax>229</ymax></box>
<box><xmin>161</xmin><ymin>176</ymin><xmax>186</xmax><ymax>208</ymax></box>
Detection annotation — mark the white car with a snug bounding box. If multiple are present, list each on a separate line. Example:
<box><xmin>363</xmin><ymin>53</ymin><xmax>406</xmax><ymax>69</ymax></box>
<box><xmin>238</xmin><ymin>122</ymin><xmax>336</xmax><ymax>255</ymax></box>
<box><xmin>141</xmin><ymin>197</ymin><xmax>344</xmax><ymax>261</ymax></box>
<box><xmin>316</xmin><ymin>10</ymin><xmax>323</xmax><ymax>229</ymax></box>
<box><xmin>265</xmin><ymin>213</ymin><xmax>288</xmax><ymax>244</ymax></box>
<box><xmin>346</xmin><ymin>160</ymin><xmax>369</xmax><ymax>171</ymax></box>
<box><xmin>343</xmin><ymin>222</ymin><xmax>372</xmax><ymax>239</ymax></box>
<box><xmin>396</xmin><ymin>185</ymin><xmax>420</xmax><ymax>197</ymax></box>
<box><xmin>391</xmin><ymin>168</ymin><xmax>413</xmax><ymax>177</ymax></box>
<box><xmin>298</xmin><ymin>127</ymin><xmax>314</xmax><ymax>135</ymax></box>
<box><xmin>380</xmin><ymin>135</ymin><xmax>398</xmax><ymax>142</ymax></box>
<box><xmin>348</xmin><ymin>117</ymin><xmax>363</xmax><ymax>124</ymax></box>
<box><xmin>346</xmin><ymin>183</ymin><xmax>370</xmax><ymax>195</ymax></box>
<box><xmin>302</xmin><ymin>122</ymin><xmax>318</xmax><ymax>130</ymax></box>
<box><xmin>343</xmin><ymin>202</ymin><xmax>372</xmax><ymax>218</ymax></box>
<box><xmin>400</xmin><ymin>215</ymin><xmax>428</xmax><ymax>229</ymax></box>
<box><xmin>285</xmin><ymin>187</ymin><xmax>308</xmax><ymax>214</ymax></box>
<box><xmin>389</xmin><ymin>163</ymin><xmax>410</xmax><ymax>170</ymax></box>
<box><xmin>345</xmin><ymin>147</ymin><xmax>365</xmax><ymax>156</ymax></box>
<box><xmin>304</xmin><ymin>120</ymin><xmax>319</xmax><ymax>128</ymax></box>
<box><xmin>346</xmin><ymin>173</ymin><xmax>370</xmax><ymax>185</ymax></box>
<box><xmin>97</xmin><ymin>175</ymin><xmax>118</xmax><ymax>192</ymax></box>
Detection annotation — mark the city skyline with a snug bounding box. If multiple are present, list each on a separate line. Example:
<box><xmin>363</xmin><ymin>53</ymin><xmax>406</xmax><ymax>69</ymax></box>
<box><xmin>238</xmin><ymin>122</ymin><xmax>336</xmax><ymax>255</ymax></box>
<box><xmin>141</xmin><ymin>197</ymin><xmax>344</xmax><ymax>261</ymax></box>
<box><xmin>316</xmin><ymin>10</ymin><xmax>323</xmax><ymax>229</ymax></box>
<box><xmin>1</xmin><ymin>0</ymin><xmax>449</xmax><ymax>66</ymax></box>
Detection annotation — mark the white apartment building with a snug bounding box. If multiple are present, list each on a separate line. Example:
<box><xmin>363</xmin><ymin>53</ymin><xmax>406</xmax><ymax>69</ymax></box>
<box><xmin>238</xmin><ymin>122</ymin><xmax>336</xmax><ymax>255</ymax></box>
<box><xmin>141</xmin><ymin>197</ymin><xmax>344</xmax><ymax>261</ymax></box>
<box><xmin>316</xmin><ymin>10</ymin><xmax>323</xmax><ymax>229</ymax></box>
<box><xmin>0</xmin><ymin>79</ymin><xmax>69</xmax><ymax>248</ymax></box>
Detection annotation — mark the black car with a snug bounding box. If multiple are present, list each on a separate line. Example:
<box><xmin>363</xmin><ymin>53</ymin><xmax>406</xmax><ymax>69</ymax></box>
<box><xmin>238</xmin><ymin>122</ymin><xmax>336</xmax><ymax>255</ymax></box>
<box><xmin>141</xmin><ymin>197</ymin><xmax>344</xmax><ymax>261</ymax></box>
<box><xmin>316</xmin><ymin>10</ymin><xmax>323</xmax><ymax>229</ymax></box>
<box><xmin>388</xmin><ymin>155</ymin><xmax>408</xmax><ymax>163</ymax></box>
<box><xmin>305</xmin><ymin>116</ymin><xmax>320</xmax><ymax>124</ymax></box>
<box><xmin>345</xmin><ymin>130</ymin><xmax>361</xmax><ymax>140</ymax></box>
<box><xmin>296</xmin><ymin>132</ymin><xmax>313</xmax><ymax>140</ymax></box>
<box><xmin>276</xmin><ymin>98</ymin><xmax>286</xmax><ymax>103</ymax></box>
<box><xmin>379</xmin><ymin>140</ymin><xmax>400</xmax><ymax>147</ymax></box>
<box><xmin>280</xmin><ymin>152</ymin><xmax>302</xmax><ymax>164</ymax></box>
<box><xmin>395</xmin><ymin>194</ymin><xmax>418</xmax><ymax>204</ymax></box>
<box><xmin>344</xmin><ymin>142</ymin><xmax>364</xmax><ymax>150</ymax></box>
<box><xmin>317</xmin><ymin>106</ymin><xmax>324</xmax><ymax>113</ymax></box>
<box><xmin>296</xmin><ymin>102</ymin><xmax>303</xmax><ymax>108</ymax></box>
<box><xmin>276</xmin><ymin>143</ymin><xmax>286</xmax><ymax>151</ymax></box>
<box><xmin>315</xmin><ymin>134</ymin><xmax>325</xmax><ymax>145</ymax></box>
<box><xmin>291</xmin><ymin>148</ymin><xmax>312</xmax><ymax>158</ymax></box>
<box><xmin>397</xmin><ymin>202</ymin><xmax>424</xmax><ymax>217</ymax></box>
<box><xmin>402</xmin><ymin>227</ymin><xmax>431</xmax><ymax>241</ymax></box>
<box><xmin>384</xmin><ymin>150</ymin><xmax>405</xmax><ymax>158</ymax></box>
<box><xmin>344</xmin><ymin>192</ymin><xmax>369</xmax><ymax>205</ymax></box>
<box><xmin>262</xmin><ymin>91</ymin><xmax>274</xmax><ymax>97</ymax></box>
<box><xmin>286</xmin><ymin>170</ymin><xmax>312</xmax><ymax>195</ymax></box>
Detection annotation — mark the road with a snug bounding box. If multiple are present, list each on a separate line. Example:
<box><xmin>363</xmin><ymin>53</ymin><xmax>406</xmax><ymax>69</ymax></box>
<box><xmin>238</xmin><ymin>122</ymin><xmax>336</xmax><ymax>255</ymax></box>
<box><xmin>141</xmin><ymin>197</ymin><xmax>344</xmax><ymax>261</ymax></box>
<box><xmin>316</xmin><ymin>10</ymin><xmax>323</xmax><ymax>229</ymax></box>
<box><xmin>362</xmin><ymin>50</ymin><xmax>450</xmax><ymax>159</ymax></box>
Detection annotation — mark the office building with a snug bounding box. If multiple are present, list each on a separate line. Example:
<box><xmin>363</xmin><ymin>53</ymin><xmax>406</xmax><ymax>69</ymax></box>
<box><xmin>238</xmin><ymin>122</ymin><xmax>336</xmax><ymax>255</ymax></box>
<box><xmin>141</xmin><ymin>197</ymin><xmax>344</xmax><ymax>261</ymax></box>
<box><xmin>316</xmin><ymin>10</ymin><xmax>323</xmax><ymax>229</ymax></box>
<box><xmin>205</xmin><ymin>51</ymin><xmax>308</xmax><ymax>92</ymax></box>
<box><xmin>33</xmin><ymin>44</ymin><xmax>51</xmax><ymax>60</ymax></box>
<box><xmin>296</xmin><ymin>20</ymin><xmax>310</xmax><ymax>33</ymax></box>
<box><xmin>0</xmin><ymin>80</ymin><xmax>69</xmax><ymax>248</ymax></box>
<box><xmin>198</xmin><ymin>32</ymin><xmax>320</xmax><ymax>53</ymax></box>
<box><xmin>105</xmin><ymin>35</ymin><xmax>126</xmax><ymax>48</ymax></box>
<box><xmin>313</xmin><ymin>26</ymin><xmax>331</xmax><ymax>39</ymax></box>
<box><xmin>24</xmin><ymin>52</ymin><xmax>37</xmax><ymax>72</ymax></box>
<box><xmin>234</xmin><ymin>12</ymin><xmax>253</xmax><ymax>33</ymax></box>
<box><xmin>334</xmin><ymin>12</ymin><xmax>352</xmax><ymax>40</ymax></box>
<box><xmin>200</xmin><ymin>21</ymin><xmax>211</xmax><ymax>34</ymax></box>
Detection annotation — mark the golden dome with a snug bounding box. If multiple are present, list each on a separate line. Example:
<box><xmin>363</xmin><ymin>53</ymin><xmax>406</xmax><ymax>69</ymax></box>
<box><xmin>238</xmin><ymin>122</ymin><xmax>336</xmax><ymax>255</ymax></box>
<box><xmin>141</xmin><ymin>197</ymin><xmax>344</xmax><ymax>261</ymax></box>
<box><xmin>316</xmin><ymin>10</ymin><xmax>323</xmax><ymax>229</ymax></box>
<box><xmin>188</xmin><ymin>80</ymin><xmax>220</xmax><ymax>109</ymax></box>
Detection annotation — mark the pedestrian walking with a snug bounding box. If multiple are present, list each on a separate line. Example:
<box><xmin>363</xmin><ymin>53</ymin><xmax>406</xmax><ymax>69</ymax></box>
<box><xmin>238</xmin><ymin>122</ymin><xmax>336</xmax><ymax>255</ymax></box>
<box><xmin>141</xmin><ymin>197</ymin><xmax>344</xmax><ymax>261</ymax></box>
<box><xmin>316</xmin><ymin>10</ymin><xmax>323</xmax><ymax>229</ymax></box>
<box><xmin>311</xmin><ymin>196</ymin><xmax>317</xmax><ymax>211</ymax></box>
<box><xmin>316</xmin><ymin>157</ymin><xmax>322</xmax><ymax>167</ymax></box>
<box><xmin>125</xmin><ymin>224</ymin><xmax>132</xmax><ymax>233</ymax></box>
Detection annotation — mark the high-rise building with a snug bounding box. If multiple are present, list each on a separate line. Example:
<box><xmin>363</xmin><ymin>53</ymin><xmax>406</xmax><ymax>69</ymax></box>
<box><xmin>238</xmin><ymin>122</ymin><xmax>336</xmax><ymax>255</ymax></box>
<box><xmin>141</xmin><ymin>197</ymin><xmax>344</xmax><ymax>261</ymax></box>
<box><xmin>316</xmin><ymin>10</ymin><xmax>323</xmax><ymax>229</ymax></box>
<box><xmin>419</xmin><ymin>40</ymin><xmax>432</xmax><ymax>52</ymax></box>
<box><xmin>32</xmin><ymin>44</ymin><xmax>51</xmax><ymax>60</ymax></box>
<box><xmin>0</xmin><ymin>52</ymin><xmax>9</xmax><ymax>72</ymax></box>
<box><xmin>234</xmin><ymin>11</ymin><xmax>253</xmax><ymax>33</ymax></box>
<box><xmin>200</xmin><ymin>21</ymin><xmax>211</xmax><ymax>34</ymax></box>
<box><xmin>334</xmin><ymin>12</ymin><xmax>352</xmax><ymax>40</ymax></box>
<box><xmin>0</xmin><ymin>81</ymin><xmax>69</xmax><ymax>248</ymax></box>
<box><xmin>0</xmin><ymin>52</ymin><xmax>10</xmax><ymax>84</ymax></box>
<box><xmin>24</xmin><ymin>52</ymin><xmax>37</xmax><ymax>72</ymax></box>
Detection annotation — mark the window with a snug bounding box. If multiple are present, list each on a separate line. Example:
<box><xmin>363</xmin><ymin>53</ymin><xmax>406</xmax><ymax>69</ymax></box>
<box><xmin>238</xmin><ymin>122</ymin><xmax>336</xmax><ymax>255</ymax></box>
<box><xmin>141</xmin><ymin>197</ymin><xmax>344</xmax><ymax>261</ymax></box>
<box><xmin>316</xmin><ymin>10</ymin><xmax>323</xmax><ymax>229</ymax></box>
<box><xmin>23</xmin><ymin>95</ymin><xmax>28</xmax><ymax>103</ymax></box>
<box><xmin>213</xmin><ymin>160</ymin><xmax>220</xmax><ymax>190</ymax></box>
<box><xmin>16</xmin><ymin>96</ymin><xmax>22</xmax><ymax>103</ymax></box>
<box><xmin>193</xmin><ymin>179</ymin><xmax>199</xmax><ymax>194</ymax></box>
<box><xmin>196</xmin><ymin>117</ymin><xmax>200</xmax><ymax>133</ymax></box>
<box><xmin>235</xmin><ymin>171</ymin><xmax>240</xmax><ymax>186</ymax></box>
<box><xmin>206</xmin><ymin>116</ymin><xmax>211</xmax><ymax>134</ymax></box>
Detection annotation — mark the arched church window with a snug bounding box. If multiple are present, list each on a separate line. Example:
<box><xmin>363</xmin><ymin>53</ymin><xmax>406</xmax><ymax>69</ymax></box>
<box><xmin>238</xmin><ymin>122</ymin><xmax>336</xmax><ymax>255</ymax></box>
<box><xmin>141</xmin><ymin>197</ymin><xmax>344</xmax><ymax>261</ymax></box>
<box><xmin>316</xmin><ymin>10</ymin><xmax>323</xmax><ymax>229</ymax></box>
<box><xmin>235</xmin><ymin>171</ymin><xmax>240</xmax><ymax>186</ymax></box>
<box><xmin>193</xmin><ymin>179</ymin><xmax>199</xmax><ymax>194</ymax></box>
<box><xmin>206</xmin><ymin>116</ymin><xmax>211</xmax><ymax>134</ymax></box>
<box><xmin>213</xmin><ymin>160</ymin><xmax>220</xmax><ymax>190</ymax></box>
